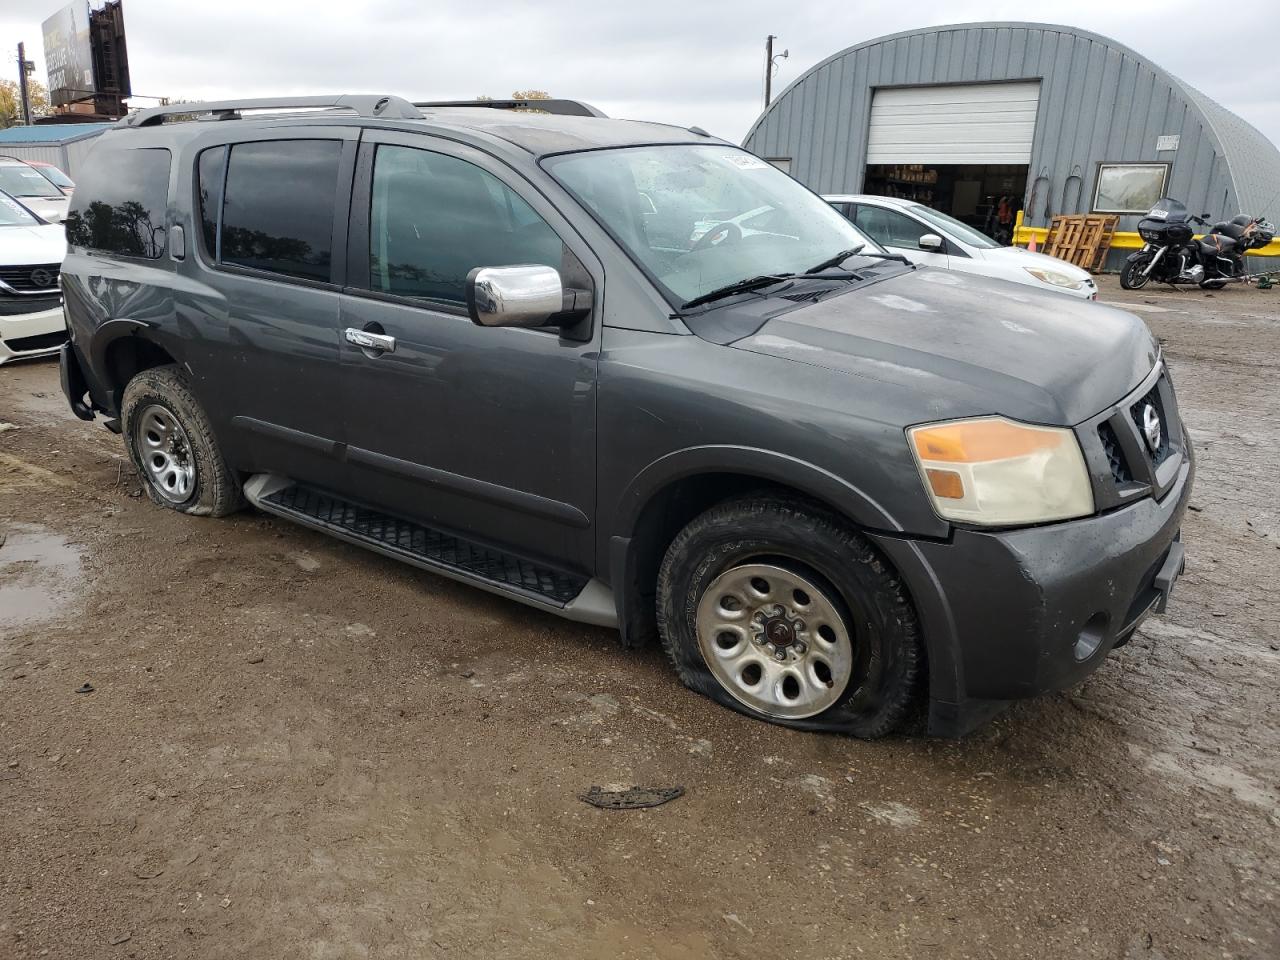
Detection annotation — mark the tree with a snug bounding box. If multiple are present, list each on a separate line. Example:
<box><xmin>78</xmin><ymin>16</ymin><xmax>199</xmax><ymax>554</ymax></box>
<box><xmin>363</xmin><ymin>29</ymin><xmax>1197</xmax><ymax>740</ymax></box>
<box><xmin>0</xmin><ymin>78</ymin><xmax>52</xmax><ymax>128</ymax></box>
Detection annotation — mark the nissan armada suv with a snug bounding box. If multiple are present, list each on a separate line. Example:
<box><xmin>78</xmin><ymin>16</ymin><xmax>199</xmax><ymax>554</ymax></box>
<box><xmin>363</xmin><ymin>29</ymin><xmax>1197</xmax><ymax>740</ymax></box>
<box><xmin>59</xmin><ymin>95</ymin><xmax>1193</xmax><ymax>737</ymax></box>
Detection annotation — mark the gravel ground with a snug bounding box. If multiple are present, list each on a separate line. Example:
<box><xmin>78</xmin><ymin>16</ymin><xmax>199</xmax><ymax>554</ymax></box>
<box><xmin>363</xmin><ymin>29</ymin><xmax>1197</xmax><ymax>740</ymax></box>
<box><xmin>1</xmin><ymin>275</ymin><xmax>1277</xmax><ymax>959</ymax></box>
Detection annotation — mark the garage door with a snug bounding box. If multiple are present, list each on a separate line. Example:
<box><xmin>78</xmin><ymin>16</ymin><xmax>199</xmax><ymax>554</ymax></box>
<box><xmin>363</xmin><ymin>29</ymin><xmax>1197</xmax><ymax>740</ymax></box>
<box><xmin>866</xmin><ymin>81</ymin><xmax>1041</xmax><ymax>164</ymax></box>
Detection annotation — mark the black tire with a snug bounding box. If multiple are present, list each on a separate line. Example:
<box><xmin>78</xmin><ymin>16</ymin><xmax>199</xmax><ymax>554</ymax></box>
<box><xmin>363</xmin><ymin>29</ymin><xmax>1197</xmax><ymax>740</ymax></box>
<box><xmin>656</xmin><ymin>495</ymin><xmax>923</xmax><ymax>739</ymax></box>
<box><xmin>121</xmin><ymin>365</ymin><xmax>243</xmax><ymax>517</ymax></box>
<box><xmin>1120</xmin><ymin>257</ymin><xmax>1151</xmax><ymax>290</ymax></box>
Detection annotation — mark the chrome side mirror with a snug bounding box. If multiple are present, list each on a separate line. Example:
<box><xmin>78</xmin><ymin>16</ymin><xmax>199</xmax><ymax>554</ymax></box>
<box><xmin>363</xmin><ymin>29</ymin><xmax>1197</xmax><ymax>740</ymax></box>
<box><xmin>465</xmin><ymin>265</ymin><xmax>563</xmax><ymax>329</ymax></box>
<box><xmin>918</xmin><ymin>233</ymin><xmax>944</xmax><ymax>252</ymax></box>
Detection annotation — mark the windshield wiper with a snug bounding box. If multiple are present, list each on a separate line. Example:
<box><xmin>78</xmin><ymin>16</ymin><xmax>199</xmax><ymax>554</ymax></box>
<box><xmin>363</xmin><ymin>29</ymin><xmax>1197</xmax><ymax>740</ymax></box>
<box><xmin>680</xmin><ymin>273</ymin><xmax>796</xmax><ymax>310</ymax></box>
<box><xmin>852</xmin><ymin>251</ymin><xmax>913</xmax><ymax>265</ymax></box>
<box><xmin>805</xmin><ymin>246</ymin><xmax>865</xmax><ymax>273</ymax></box>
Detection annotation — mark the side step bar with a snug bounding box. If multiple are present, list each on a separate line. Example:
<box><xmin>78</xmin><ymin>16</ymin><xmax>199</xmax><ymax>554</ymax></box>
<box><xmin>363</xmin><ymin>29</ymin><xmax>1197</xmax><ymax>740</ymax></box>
<box><xmin>242</xmin><ymin>475</ymin><xmax>616</xmax><ymax>628</ymax></box>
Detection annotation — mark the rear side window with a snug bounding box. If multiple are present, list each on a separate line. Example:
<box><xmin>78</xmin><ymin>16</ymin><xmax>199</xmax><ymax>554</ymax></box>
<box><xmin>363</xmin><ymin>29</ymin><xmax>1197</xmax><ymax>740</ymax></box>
<box><xmin>65</xmin><ymin>148</ymin><xmax>172</xmax><ymax>259</ymax></box>
<box><xmin>210</xmin><ymin>140</ymin><xmax>341</xmax><ymax>282</ymax></box>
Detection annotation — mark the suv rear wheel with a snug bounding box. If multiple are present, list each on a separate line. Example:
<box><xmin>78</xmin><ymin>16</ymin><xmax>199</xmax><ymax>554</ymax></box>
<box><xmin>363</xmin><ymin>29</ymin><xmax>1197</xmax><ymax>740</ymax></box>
<box><xmin>656</xmin><ymin>495</ymin><xmax>922</xmax><ymax>739</ymax></box>
<box><xmin>121</xmin><ymin>365</ymin><xmax>242</xmax><ymax>517</ymax></box>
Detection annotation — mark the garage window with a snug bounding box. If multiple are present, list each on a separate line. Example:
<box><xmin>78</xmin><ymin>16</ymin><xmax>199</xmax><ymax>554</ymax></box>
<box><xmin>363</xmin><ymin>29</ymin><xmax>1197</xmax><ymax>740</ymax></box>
<box><xmin>1092</xmin><ymin>163</ymin><xmax>1170</xmax><ymax>214</ymax></box>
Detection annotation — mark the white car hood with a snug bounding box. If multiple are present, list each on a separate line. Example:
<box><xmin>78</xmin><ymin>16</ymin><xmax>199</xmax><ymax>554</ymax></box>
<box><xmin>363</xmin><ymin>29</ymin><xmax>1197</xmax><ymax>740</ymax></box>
<box><xmin>0</xmin><ymin>223</ymin><xmax>68</xmax><ymax>266</ymax></box>
<box><xmin>14</xmin><ymin>196</ymin><xmax>70</xmax><ymax>223</ymax></box>
<box><xmin>975</xmin><ymin>244</ymin><xmax>1091</xmax><ymax>279</ymax></box>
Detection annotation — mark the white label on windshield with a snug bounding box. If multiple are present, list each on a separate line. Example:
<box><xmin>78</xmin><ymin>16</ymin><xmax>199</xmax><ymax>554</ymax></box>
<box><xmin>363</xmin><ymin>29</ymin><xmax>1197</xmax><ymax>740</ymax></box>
<box><xmin>1149</xmin><ymin>208</ymin><xmax>1168</xmax><ymax>218</ymax></box>
<box><xmin>19</xmin><ymin>170</ymin><xmax>42</xmax><ymax>178</ymax></box>
<box><xmin>724</xmin><ymin>154</ymin><xmax>768</xmax><ymax>170</ymax></box>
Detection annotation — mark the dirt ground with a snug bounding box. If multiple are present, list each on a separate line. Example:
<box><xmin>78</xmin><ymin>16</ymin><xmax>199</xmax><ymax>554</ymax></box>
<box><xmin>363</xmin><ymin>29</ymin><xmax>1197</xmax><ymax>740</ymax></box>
<box><xmin>1</xmin><ymin>275</ymin><xmax>1277</xmax><ymax>960</ymax></box>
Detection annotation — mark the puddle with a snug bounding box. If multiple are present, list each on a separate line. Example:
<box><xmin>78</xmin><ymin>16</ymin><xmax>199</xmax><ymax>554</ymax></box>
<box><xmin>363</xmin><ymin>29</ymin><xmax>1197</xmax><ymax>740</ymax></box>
<box><xmin>0</xmin><ymin>524</ymin><xmax>84</xmax><ymax>637</ymax></box>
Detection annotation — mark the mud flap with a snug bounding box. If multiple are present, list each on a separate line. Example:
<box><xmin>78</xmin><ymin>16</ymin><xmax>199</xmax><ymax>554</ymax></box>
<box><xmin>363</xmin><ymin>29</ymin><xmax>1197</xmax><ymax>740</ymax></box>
<box><xmin>59</xmin><ymin>342</ymin><xmax>95</xmax><ymax>422</ymax></box>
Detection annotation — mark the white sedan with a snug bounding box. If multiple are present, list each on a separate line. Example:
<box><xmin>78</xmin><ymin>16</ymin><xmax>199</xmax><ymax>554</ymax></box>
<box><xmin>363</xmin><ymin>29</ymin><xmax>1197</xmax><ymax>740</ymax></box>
<box><xmin>0</xmin><ymin>191</ymin><xmax>67</xmax><ymax>365</ymax></box>
<box><xmin>824</xmin><ymin>194</ymin><xmax>1097</xmax><ymax>300</ymax></box>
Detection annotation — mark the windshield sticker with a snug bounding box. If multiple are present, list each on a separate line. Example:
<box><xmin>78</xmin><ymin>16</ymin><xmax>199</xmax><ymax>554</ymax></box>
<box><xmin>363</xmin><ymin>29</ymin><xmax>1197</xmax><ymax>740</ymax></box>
<box><xmin>724</xmin><ymin>154</ymin><xmax>768</xmax><ymax>170</ymax></box>
<box><xmin>19</xmin><ymin>170</ymin><xmax>43</xmax><ymax>178</ymax></box>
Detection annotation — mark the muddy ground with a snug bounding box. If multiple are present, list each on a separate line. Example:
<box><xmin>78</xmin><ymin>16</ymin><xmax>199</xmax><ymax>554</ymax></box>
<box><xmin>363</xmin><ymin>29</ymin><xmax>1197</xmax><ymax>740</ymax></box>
<box><xmin>1</xmin><ymin>276</ymin><xmax>1277</xmax><ymax>960</ymax></box>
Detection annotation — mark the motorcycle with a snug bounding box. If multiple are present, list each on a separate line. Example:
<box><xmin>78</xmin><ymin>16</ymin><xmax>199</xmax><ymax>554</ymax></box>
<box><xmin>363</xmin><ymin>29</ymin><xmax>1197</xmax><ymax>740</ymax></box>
<box><xmin>1120</xmin><ymin>197</ymin><xmax>1274</xmax><ymax>290</ymax></box>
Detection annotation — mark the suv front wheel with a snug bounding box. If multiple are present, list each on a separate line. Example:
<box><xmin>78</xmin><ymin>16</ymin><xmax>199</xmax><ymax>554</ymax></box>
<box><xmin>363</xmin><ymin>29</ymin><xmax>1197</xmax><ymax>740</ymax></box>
<box><xmin>657</xmin><ymin>495</ymin><xmax>923</xmax><ymax>738</ymax></box>
<box><xmin>121</xmin><ymin>365</ymin><xmax>242</xmax><ymax>517</ymax></box>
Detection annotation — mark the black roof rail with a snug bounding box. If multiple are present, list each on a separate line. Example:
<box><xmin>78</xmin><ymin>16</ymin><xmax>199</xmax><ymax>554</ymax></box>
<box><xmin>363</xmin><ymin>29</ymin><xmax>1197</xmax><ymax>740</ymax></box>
<box><xmin>118</xmin><ymin>95</ymin><xmax>424</xmax><ymax>128</ymax></box>
<box><xmin>415</xmin><ymin>99</ymin><xmax>607</xmax><ymax>119</ymax></box>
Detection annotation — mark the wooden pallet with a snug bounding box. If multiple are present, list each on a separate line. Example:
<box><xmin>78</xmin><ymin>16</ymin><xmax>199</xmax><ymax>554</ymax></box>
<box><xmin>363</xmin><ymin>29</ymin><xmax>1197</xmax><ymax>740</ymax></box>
<box><xmin>1043</xmin><ymin>215</ymin><xmax>1119</xmax><ymax>273</ymax></box>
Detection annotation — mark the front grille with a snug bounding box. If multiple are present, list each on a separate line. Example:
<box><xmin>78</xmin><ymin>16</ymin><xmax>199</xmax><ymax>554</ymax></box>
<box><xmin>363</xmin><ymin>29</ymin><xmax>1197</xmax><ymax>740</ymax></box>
<box><xmin>0</xmin><ymin>263</ymin><xmax>61</xmax><ymax>292</ymax></box>
<box><xmin>1097</xmin><ymin>422</ymin><xmax>1132</xmax><ymax>483</ymax></box>
<box><xmin>0</xmin><ymin>294</ymin><xmax>60</xmax><ymax>316</ymax></box>
<box><xmin>5</xmin><ymin>329</ymin><xmax>67</xmax><ymax>352</ymax></box>
<box><xmin>1130</xmin><ymin>384</ymin><xmax>1172</xmax><ymax>466</ymax></box>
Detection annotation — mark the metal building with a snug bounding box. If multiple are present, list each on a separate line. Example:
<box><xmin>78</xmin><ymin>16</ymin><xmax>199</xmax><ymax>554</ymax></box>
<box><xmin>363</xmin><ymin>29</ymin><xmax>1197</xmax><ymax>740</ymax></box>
<box><xmin>744</xmin><ymin>22</ymin><xmax>1280</xmax><ymax>263</ymax></box>
<box><xmin>0</xmin><ymin>123</ymin><xmax>112</xmax><ymax>179</ymax></box>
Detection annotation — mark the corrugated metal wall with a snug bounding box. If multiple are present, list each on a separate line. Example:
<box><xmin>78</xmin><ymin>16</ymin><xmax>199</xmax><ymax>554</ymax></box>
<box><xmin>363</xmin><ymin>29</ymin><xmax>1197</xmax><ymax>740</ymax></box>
<box><xmin>0</xmin><ymin>133</ymin><xmax>106</xmax><ymax>178</ymax></box>
<box><xmin>743</xmin><ymin>23</ymin><xmax>1271</xmax><ymax>247</ymax></box>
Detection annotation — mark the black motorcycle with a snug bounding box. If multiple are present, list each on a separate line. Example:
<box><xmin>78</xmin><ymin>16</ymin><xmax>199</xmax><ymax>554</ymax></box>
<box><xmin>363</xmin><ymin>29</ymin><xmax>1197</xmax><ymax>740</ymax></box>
<box><xmin>1120</xmin><ymin>197</ymin><xmax>1274</xmax><ymax>290</ymax></box>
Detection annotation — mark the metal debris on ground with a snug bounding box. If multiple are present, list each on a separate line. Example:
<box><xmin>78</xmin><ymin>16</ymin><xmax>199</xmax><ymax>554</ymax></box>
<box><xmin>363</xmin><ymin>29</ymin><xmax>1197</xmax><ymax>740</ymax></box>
<box><xmin>75</xmin><ymin>682</ymin><xmax>95</xmax><ymax>694</ymax></box>
<box><xmin>579</xmin><ymin>785</ymin><xmax>684</xmax><ymax>810</ymax></box>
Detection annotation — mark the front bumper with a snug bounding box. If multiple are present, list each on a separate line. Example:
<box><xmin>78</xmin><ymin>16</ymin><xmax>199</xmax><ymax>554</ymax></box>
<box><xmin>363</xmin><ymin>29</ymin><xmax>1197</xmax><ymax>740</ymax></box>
<box><xmin>0</xmin><ymin>304</ymin><xmax>67</xmax><ymax>364</ymax></box>
<box><xmin>873</xmin><ymin>448</ymin><xmax>1193</xmax><ymax>736</ymax></box>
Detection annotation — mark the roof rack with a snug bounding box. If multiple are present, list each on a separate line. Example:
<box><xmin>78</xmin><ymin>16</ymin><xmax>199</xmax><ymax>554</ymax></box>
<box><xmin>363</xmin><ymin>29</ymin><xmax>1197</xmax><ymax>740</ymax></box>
<box><xmin>415</xmin><ymin>99</ymin><xmax>607</xmax><ymax>119</ymax></box>
<box><xmin>118</xmin><ymin>95</ymin><xmax>424</xmax><ymax>128</ymax></box>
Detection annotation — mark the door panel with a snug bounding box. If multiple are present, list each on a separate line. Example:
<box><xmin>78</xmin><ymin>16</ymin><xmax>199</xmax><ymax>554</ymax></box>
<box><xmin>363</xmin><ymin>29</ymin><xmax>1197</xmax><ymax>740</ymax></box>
<box><xmin>178</xmin><ymin>129</ymin><xmax>357</xmax><ymax>492</ymax></box>
<box><xmin>339</xmin><ymin>134</ymin><xmax>600</xmax><ymax>572</ymax></box>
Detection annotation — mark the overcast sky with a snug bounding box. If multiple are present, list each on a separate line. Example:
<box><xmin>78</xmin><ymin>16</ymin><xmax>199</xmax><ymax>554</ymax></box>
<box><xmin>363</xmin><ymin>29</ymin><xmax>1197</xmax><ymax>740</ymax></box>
<box><xmin>3</xmin><ymin>0</ymin><xmax>1278</xmax><ymax>150</ymax></box>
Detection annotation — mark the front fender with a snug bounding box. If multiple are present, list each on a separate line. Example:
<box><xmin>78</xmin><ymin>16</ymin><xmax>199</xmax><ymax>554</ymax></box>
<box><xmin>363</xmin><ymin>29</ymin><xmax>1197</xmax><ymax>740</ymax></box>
<box><xmin>615</xmin><ymin>444</ymin><xmax>905</xmax><ymax>538</ymax></box>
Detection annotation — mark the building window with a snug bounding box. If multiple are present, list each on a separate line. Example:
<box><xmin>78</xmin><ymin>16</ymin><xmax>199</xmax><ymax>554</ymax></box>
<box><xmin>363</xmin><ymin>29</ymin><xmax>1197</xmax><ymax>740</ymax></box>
<box><xmin>1092</xmin><ymin>163</ymin><xmax>1170</xmax><ymax>214</ymax></box>
<box><xmin>765</xmin><ymin>158</ymin><xmax>792</xmax><ymax>175</ymax></box>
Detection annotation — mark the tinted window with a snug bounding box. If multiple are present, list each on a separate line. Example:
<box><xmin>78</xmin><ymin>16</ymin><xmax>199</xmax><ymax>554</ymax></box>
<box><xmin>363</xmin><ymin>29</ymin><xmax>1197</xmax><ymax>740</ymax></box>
<box><xmin>220</xmin><ymin>140</ymin><xmax>340</xmax><ymax>282</ymax></box>
<box><xmin>853</xmin><ymin>205</ymin><xmax>930</xmax><ymax>248</ymax></box>
<box><xmin>369</xmin><ymin>145</ymin><xmax>563</xmax><ymax>304</ymax></box>
<box><xmin>197</xmin><ymin>146</ymin><xmax>226</xmax><ymax>258</ymax></box>
<box><xmin>0</xmin><ymin>162</ymin><xmax>64</xmax><ymax>199</ymax></box>
<box><xmin>65</xmin><ymin>148</ymin><xmax>171</xmax><ymax>258</ymax></box>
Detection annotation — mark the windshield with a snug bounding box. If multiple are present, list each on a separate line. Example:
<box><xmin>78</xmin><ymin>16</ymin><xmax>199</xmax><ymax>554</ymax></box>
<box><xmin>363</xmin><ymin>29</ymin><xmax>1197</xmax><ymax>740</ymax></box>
<box><xmin>0</xmin><ymin>191</ymin><xmax>40</xmax><ymax>226</ymax></box>
<box><xmin>545</xmin><ymin>145</ymin><xmax>882</xmax><ymax>306</ymax></box>
<box><xmin>0</xmin><ymin>163</ymin><xmax>65</xmax><ymax>199</ymax></box>
<box><xmin>36</xmin><ymin>164</ymin><xmax>74</xmax><ymax>189</ymax></box>
<box><xmin>906</xmin><ymin>204</ymin><xmax>1000</xmax><ymax>249</ymax></box>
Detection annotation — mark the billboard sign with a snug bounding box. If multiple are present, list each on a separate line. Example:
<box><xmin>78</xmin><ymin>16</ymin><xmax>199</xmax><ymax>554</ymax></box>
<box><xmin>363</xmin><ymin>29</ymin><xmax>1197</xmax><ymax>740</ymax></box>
<box><xmin>42</xmin><ymin>3</ymin><xmax>95</xmax><ymax>107</ymax></box>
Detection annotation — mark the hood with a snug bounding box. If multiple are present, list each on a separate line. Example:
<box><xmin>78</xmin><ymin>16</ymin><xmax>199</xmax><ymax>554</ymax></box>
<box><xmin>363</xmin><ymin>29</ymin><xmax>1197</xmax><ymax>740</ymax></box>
<box><xmin>731</xmin><ymin>267</ymin><xmax>1158</xmax><ymax>426</ymax></box>
<box><xmin>977</xmin><ymin>244</ymin><xmax>1091</xmax><ymax>279</ymax></box>
<box><xmin>0</xmin><ymin>223</ymin><xmax>67</xmax><ymax>266</ymax></box>
<box><xmin>15</xmin><ymin>196</ymin><xmax>70</xmax><ymax>223</ymax></box>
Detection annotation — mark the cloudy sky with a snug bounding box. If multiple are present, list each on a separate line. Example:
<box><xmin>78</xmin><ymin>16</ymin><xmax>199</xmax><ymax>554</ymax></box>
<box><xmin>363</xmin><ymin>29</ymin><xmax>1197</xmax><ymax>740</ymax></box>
<box><xmin>3</xmin><ymin>0</ymin><xmax>1278</xmax><ymax>148</ymax></box>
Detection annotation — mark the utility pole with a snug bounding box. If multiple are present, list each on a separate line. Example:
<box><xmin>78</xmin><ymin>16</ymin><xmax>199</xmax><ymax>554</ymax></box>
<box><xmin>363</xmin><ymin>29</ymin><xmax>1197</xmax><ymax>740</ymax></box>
<box><xmin>17</xmin><ymin>42</ymin><xmax>34</xmax><ymax>125</ymax></box>
<box><xmin>763</xmin><ymin>35</ymin><xmax>788</xmax><ymax>108</ymax></box>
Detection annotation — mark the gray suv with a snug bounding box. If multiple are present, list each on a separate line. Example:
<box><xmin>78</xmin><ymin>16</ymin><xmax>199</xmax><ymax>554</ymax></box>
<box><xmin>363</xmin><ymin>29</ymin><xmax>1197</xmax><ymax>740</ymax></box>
<box><xmin>58</xmin><ymin>95</ymin><xmax>1192</xmax><ymax>737</ymax></box>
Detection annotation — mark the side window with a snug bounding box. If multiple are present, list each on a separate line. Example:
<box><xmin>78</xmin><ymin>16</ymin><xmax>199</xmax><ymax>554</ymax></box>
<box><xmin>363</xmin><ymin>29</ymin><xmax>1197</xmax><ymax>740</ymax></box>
<box><xmin>65</xmin><ymin>148</ymin><xmax>171</xmax><ymax>259</ymax></box>
<box><xmin>853</xmin><ymin>205</ymin><xmax>930</xmax><ymax>248</ymax></box>
<box><xmin>217</xmin><ymin>140</ymin><xmax>341</xmax><ymax>282</ymax></box>
<box><xmin>369</xmin><ymin>144</ymin><xmax>564</xmax><ymax>305</ymax></box>
<box><xmin>827</xmin><ymin>201</ymin><xmax>850</xmax><ymax>219</ymax></box>
<box><xmin>196</xmin><ymin>146</ymin><xmax>225</xmax><ymax>259</ymax></box>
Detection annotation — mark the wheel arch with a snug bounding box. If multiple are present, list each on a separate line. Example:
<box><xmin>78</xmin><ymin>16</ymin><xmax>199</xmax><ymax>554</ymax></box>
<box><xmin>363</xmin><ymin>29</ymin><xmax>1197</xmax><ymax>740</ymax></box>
<box><xmin>90</xmin><ymin>322</ymin><xmax>183</xmax><ymax>415</ymax></box>
<box><xmin>607</xmin><ymin>446</ymin><xmax>905</xmax><ymax>650</ymax></box>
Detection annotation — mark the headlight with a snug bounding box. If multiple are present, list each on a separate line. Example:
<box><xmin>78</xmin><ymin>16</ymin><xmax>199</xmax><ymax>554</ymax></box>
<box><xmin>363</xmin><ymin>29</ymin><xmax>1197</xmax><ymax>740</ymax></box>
<box><xmin>908</xmin><ymin>417</ymin><xmax>1095</xmax><ymax>526</ymax></box>
<box><xmin>1024</xmin><ymin>267</ymin><xmax>1084</xmax><ymax>290</ymax></box>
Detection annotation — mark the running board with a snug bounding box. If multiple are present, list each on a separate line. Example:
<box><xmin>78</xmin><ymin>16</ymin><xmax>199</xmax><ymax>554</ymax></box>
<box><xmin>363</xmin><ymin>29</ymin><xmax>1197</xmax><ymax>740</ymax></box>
<box><xmin>242</xmin><ymin>475</ymin><xmax>616</xmax><ymax>627</ymax></box>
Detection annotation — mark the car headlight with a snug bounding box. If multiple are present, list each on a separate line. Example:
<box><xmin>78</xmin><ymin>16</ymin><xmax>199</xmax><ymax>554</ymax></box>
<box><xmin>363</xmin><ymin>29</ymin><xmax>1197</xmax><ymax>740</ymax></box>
<box><xmin>1024</xmin><ymin>267</ymin><xmax>1084</xmax><ymax>290</ymax></box>
<box><xmin>908</xmin><ymin>417</ymin><xmax>1095</xmax><ymax>526</ymax></box>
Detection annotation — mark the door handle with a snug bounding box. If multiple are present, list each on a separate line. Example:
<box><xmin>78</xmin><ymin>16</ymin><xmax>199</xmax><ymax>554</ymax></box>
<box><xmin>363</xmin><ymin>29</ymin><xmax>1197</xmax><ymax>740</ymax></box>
<box><xmin>345</xmin><ymin>327</ymin><xmax>396</xmax><ymax>354</ymax></box>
